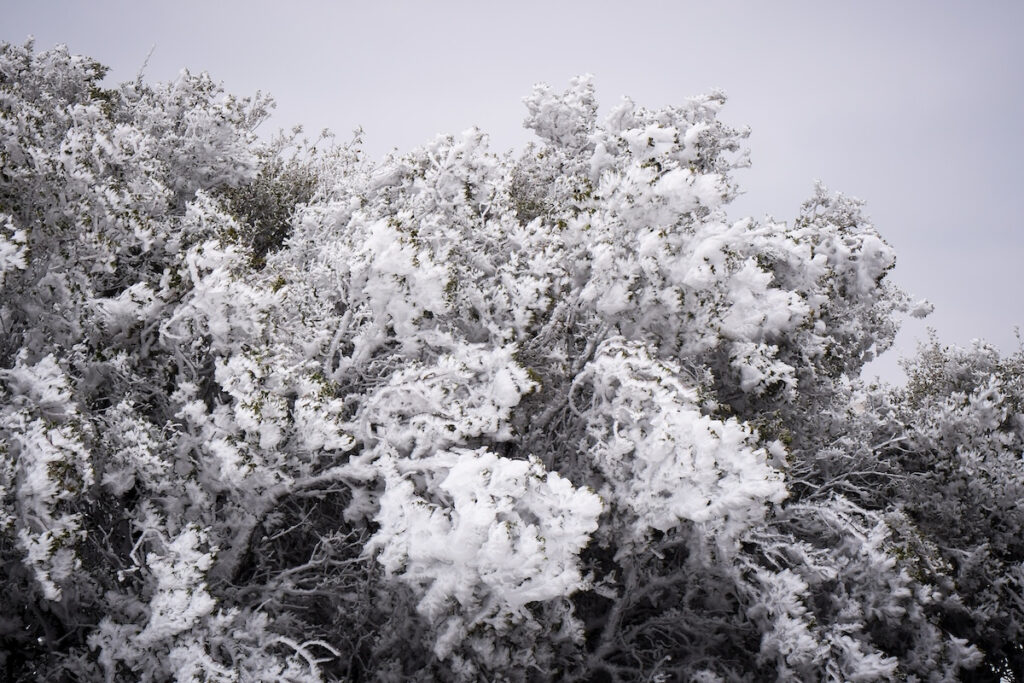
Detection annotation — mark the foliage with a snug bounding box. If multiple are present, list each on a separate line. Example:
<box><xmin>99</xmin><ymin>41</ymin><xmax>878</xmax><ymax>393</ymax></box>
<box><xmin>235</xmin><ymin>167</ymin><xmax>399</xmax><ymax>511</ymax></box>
<box><xmin>1</xmin><ymin>41</ymin><xmax>1021</xmax><ymax>682</ymax></box>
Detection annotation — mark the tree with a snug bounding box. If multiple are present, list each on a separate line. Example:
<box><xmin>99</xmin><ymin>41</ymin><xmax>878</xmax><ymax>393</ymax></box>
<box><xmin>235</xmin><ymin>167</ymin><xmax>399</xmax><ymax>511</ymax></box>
<box><xmin>1</xmin><ymin>42</ymin><xmax>1020</xmax><ymax>681</ymax></box>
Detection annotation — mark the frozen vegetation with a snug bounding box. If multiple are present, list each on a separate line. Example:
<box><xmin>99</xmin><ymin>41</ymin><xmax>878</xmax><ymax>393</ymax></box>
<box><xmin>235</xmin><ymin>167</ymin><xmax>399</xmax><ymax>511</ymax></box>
<box><xmin>1</xmin><ymin>41</ymin><xmax>1023</xmax><ymax>681</ymax></box>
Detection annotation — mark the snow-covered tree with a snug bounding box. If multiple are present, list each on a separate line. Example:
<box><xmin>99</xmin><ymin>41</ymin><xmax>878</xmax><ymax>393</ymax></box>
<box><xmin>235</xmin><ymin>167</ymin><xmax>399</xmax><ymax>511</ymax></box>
<box><xmin>2</xmin><ymin>41</ymin><xmax>1020</xmax><ymax>682</ymax></box>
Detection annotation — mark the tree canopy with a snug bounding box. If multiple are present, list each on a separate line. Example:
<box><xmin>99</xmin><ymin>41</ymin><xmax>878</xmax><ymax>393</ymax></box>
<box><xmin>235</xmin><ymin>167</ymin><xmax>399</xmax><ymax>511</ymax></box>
<box><xmin>1</xmin><ymin>41</ymin><xmax>1022</xmax><ymax>682</ymax></box>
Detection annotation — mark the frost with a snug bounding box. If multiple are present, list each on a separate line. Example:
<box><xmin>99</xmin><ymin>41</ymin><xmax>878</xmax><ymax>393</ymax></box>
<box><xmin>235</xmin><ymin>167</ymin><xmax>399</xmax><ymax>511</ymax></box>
<box><xmin>0</xmin><ymin>44</ymin><xmax>997</xmax><ymax>680</ymax></box>
<box><xmin>352</xmin><ymin>344</ymin><xmax>535</xmax><ymax>460</ymax></box>
<box><xmin>138</xmin><ymin>524</ymin><xmax>217</xmax><ymax>645</ymax></box>
<box><xmin>369</xmin><ymin>448</ymin><xmax>601</xmax><ymax>658</ymax></box>
<box><xmin>0</xmin><ymin>213</ymin><xmax>28</xmax><ymax>286</ymax></box>
<box><xmin>576</xmin><ymin>338</ymin><xmax>786</xmax><ymax>539</ymax></box>
<box><xmin>523</xmin><ymin>74</ymin><xmax>597</xmax><ymax>152</ymax></box>
<box><xmin>910</xmin><ymin>298</ymin><xmax>934</xmax><ymax>318</ymax></box>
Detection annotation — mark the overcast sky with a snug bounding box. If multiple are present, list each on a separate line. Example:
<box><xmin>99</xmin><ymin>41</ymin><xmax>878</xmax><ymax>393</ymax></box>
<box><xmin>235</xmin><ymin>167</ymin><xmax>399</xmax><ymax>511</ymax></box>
<box><xmin>6</xmin><ymin>1</ymin><xmax>1023</xmax><ymax>383</ymax></box>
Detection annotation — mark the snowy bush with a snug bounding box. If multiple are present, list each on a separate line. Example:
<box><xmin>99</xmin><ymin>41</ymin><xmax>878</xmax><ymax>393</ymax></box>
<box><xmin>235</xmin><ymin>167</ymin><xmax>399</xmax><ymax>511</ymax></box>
<box><xmin>1</xmin><ymin>40</ymin><xmax>1020</xmax><ymax>681</ymax></box>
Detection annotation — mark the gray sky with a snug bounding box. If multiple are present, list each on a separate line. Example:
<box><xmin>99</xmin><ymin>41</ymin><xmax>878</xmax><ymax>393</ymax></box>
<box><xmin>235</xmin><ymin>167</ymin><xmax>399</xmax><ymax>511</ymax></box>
<box><xmin>6</xmin><ymin>0</ymin><xmax>1023</xmax><ymax>383</ymax></box>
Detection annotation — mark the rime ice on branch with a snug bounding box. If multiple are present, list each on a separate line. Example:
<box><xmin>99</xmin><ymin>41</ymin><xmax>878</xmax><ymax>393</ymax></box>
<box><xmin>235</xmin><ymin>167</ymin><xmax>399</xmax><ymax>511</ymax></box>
<box><xmin>3</xmin><ymin>42</ymin><xmax>1018</xmax><ymax>682</ymax></box>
